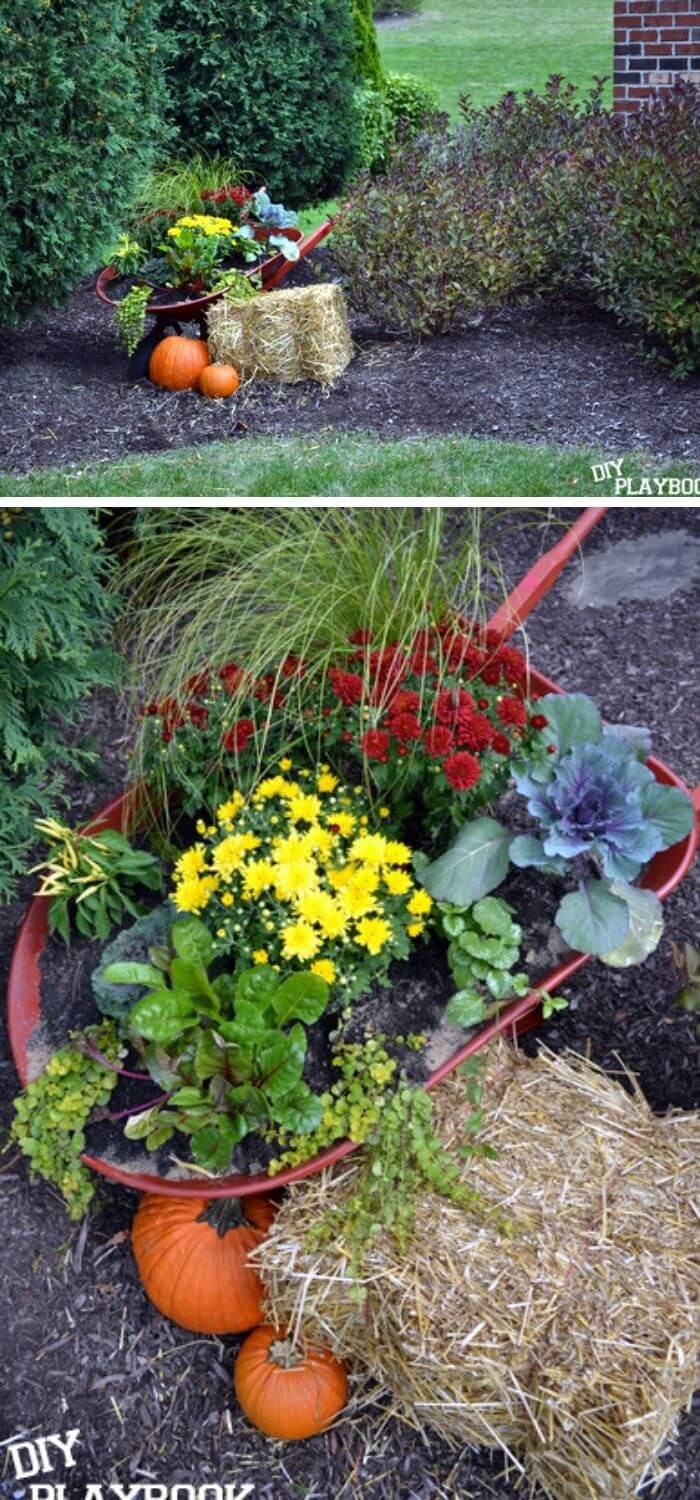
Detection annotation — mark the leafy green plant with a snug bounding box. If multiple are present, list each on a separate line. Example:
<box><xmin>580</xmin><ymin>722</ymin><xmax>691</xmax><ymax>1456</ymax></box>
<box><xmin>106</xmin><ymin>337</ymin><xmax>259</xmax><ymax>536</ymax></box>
<box><xmin>0</xmin><ymin>0</ymin><xmax>168</xmax><ymax>321</ymax></box>
<box><xmin>9</xmin><ymin>1022</ymin><xmax>125</xmax><ymax>1219</ymax></box>
<box><xmin>31</xmin><ymin>819</ymin><xmax>162</xmax><ymax>942</ymax></box>
<box><xmin>212</xmin><ymin>268</ymin><xmax>261</xmax><ymax>304</ymax></box>
<box><xmin>0</xmin><ymin>508</ymin><xmax>121</xmax><ymax>902</ymax></box>
<box><xmin>108</xmin><ymin>235</ymin><xmax>145</xmax><ymax>277</ymax></box>
<box><xmin>357</xmin><ymin>72</ymin><xmax>439</xmax><ymax>173</ymax></box>
<box><xmin>352</xmin><ymin>0</ymin><xmax>384</xmax><ymax>88</ymax></box>
<box><xmin>104</xmin><ymin>917</ymin><xmax>329</xmax><ymax>1171</ymax></box>
<box><xmin>437</xmin><ymin>894</ymin><xmax>567</xmax><ymax>1027</ymax></box>
<box><xmin>114</xmin><ymin>285</ymin><xmax>151</xmax><ymax>354</ymax></box>
<box><xmin>160</xmin><ymin>0</ymin><xmax>360</xmax><ymax>208</ymax></box>
<box><xmin>420</xmin><ymin>692</ymin><xmax>694</xmax><ymax>964</ymax></box>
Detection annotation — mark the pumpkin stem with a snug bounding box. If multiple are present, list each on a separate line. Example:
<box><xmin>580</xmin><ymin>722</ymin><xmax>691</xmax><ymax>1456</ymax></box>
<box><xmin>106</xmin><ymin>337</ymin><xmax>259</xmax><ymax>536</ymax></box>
<box><xmin>268</xmin><ymin>1337</ymin><xmax>304</xmax><ymax>1370</ymax></box>
<box><xmin>198</xmin><ymin>1197</ymin><xmax>247</xmax><ymax>1237</ymax></box>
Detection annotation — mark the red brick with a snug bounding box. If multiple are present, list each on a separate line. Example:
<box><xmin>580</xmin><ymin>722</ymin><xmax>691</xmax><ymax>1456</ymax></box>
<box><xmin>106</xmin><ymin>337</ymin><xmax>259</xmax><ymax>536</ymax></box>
<box><xmin>661</xmin><ymin>25</ymin><xmax>690</xmax><ymax>36</ymax></box>
<box><xmin>614</xmin><ymin>27</ymin><xmax>631</xmax><ymax>38</ymax></box>
<box><xmin>675</xmin><ymin>40</ymin><xmax>700</xmax><ymax>49</ymax></box>
<box><xmin>630</xmin><ymin>27</ymin><xmax>658</xmax><ymax>37</ymax></box>
<box><xmin>651</xmin><ymin>42</ymin><xmax>675</xmax><ymax>51</ymax></box>
<box><xmin>627</xmin><ymin>3</ymin><xmax>662</xmax><ymax>13</ymax></box>
<box><xmin>629</xmin><ymin>85</ymin><xmax>656</xmax><ymax>94</ymax></box>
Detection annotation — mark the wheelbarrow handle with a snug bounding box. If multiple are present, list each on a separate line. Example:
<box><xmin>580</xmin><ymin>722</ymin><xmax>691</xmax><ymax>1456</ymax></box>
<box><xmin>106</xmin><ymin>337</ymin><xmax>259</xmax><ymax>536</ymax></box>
<box><xmin>487</xmin><ymin>506</ymin><xmax>608</xmax><ymax>642</ymax></box>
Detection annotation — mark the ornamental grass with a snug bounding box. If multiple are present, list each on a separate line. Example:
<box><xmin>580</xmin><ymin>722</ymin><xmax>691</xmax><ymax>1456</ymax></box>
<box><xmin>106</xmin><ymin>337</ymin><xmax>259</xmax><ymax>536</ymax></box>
<box><xmin>257</xmin><ymin>1039</ymin><xmax>700</xmax><ymax>1499</ymax></box>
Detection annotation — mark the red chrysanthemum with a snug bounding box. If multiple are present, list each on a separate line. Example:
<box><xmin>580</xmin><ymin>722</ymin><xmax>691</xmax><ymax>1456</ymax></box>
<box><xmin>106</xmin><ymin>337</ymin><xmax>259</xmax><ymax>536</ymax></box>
<box><xmin>443</xmin><ymin>751</ymin><xmax>481</xmax><ymax>791</ymax></box>
<box><xmin>221</xmin><ymin>718</ymin><xmax>255</xmax><ymax>753</ymax></box>
<box><xmin>186</xmin><ymin>702</ymin><xmax>208</xmax><ymax>728</ymax></box>
<box><xmin>280</xmin><ymin>654</ymin><xmax>304</xmax><ymax>679</ymax></box>
<box><xmin>387</xmin><ymin>710</ymin><xmax>422</xmax><ymax>743</ymax></box>
<box><xmin>361</xmin><ymin>728</ymin><xmax>391</xmax><ymax>762</ymax></box>
<box><xmin>219</xmin><ymin>661</ymin><xmax>246</xmax><ymax>693</ymax></box>
<box><xmin>433</xmin><ymin>689</ymin><xmax>457</xmax><ymax>725</ymax></box>
<box><xmin>423</xmin><ymin>724</ymin><xmax>454</xmax><ymax>757</ymax></box>
<box><xmin>328</xmin><ymin>667</ymin><xmax>364</xmax><ymax>706</ymax></box>
<box><xmin>455</xmin><ymin>711</ymin><xmax>493</xmax><ymax>751</ymax></box>
<box><xmin>491</xmin><ymin>730</ymin><xmax>511</xmax><ymax>756</ymax></box>
<box><xmin>530</xmin><ymin>713</ymin><xmax>548</xmax><ymax>731</ymax></box>
<box><xmin>498</xmin><ymin>646</ymin><xmax>527</xmax><ymax>684</ymax></box>
<box><xmin>390</xmin><ymin>689</ymin><xmax>421</xmax><ymax>715</ymax></box>
<box><xmin>497</xmin><ymin>695</ymin><xmax>527</xmax><ymax>728</ymax></box>
<box><xmin>349</xmin><ymin>628</ymin><xmax>373</xmax><ymax>645</ymax></box>
<box><xmin>480</xmin><ymin>659</ymin><xmax>504</xmax><ymax>686</ymax></box>
<box><xmin>184</xmin><ymin>671</ymin><xmax>210</xmax><ymax>696</ymax></box>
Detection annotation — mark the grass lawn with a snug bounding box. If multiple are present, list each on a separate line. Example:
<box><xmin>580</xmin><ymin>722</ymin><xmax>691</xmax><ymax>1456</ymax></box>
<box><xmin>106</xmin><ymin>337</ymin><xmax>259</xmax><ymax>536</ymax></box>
<box><xmin>377</xmin><ymin>0</ymin><xmax>612</xmax><ymax>116</ymax></box>
<box><xmin>1</xmin><ymin>433</ymin><xmax>689</xmax><ymax>500</ymax></box>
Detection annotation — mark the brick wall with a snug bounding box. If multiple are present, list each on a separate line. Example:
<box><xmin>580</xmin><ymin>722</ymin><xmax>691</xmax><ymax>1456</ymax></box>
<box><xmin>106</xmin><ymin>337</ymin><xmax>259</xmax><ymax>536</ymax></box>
<box><xmin>613</xmin><ymin>0</ymin><xmax>700</xmax><ymax>113</ymax></box>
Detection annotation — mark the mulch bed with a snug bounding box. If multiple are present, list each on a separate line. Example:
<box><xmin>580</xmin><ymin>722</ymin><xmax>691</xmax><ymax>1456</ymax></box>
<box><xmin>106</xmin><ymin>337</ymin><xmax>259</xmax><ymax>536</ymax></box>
<box><xmin>1</xmin><ymin>251</ymin><xmax>698</xmax><ymax>476</ymax></box>
<box><xmin>1</xmin><ymin>509</ymin><xmax>698</xmax><ymax>1499</ymax></box>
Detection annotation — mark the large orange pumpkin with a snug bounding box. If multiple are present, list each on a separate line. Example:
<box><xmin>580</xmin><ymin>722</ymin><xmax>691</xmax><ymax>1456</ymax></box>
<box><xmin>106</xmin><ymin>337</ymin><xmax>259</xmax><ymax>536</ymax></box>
<box><xmin>198</xmin><ymin>363</ymin><xmax>240</xmax><ymax>399</ymax></box>
<box><xmin>131</xmin><ymin>1194</ymin><xmax>267</xmax><ymax>1334</ymax></box>
<box><xmin>149</xmin><ymin>335</ymin><xmax>210</xmax><ymax>391</ymax></box>
<box><xmin>234</xmin><ymin>1325</ymin><xmax>349</xmax><ymax>1440</ymax></box>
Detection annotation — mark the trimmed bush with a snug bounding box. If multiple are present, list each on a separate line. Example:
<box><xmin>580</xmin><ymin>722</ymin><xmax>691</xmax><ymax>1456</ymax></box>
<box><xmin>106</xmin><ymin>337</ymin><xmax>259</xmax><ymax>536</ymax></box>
<box><xmin>162</xmin><ymin>0</ymin><xmax>361</xmax><ymax>209</ymax></box>
<box><xmin>373</xmin><ymin>0</ymin><xmax>423</xmax><ymax>14</ymax></box>
<box><xmin>0</xmin><ymin>508</ymin><xmax>121</xmax><ymax>901</ymax></box>
<box><xmin>0</xmin><ymin>0</ymin><xmax>168</xmax><ymax>321</ymax></box>
<box><xmin>353</xmin><ymin>0</ymin><xmax>384</xmax><ymax>87</ymax></box>
<box><xmin>358</xmin><ymin>72</ymin><xmax>440</xmax><ymax>172</ymax></box>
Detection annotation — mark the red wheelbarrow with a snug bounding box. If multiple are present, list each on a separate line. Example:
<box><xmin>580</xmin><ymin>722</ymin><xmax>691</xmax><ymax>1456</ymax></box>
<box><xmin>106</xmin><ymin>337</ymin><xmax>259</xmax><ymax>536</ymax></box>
<box><xmin>7</xmin><ymin>507</ymin><xmax>699</xmax><ymax>1198</ymax></box>
<box><xmin>96</xmin><ymin>217</ymin><xmax>336</xmax><ymax>381</ymax></box>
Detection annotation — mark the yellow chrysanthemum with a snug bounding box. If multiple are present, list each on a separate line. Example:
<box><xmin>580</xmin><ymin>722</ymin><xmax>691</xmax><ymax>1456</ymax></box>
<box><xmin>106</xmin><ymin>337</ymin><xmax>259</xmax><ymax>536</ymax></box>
<box><xmin>296</xmin><ymin>890</ymin><xmax>348</xmax><ymax>938</ymax></box>
<box><xmin>241</xmin><ymin>858</ymin><xmax>276</xmax><ymax>899</ymax></box>
<box><xmin>337</xmin><ymin>887</ymin><xmax>378</xmax><ymax>920</ymax></box>
<box><xmin>212</xmin><ymin>831</ymin><xmax>261</xmax><ymax>878</ymax></box>
<box><xmin>173</xmin><ymin>874</ymin><xmax>219</xmax><ymax>914</ymax></box>
<box><xmin>379</xmin><ymin>806</ymin><xmax>390</xmax><ymax>819</ymax></box>
<box><xmin>252</xmin><ymin>948</ymin><xmax>269</xmax><ymax>965</ymax></box>
<box><xmin>303</xmin><ymin>825</ymin><xmax>335</xmax><ymax>862</ymax></box>
<box><xmin>279</xmin><ymin>757</ymin><xmax>293</xmax><ymax>771</ymax></box>
<box><xmin>253</xmin><ymin>775</ymin><xmax>296</xmax><ymax>802</ymax></box>
<box><xmin>384</xmin><ymin>839</ymin><xmax>412</xmax><ymax>865</ymax></box>
<box><xmin>407</xmin><ymin>889</ymin><xmax>433</xmax><ymax>916</ymax></box>
<box><xmin>407</xmin><ymin>921</ymin><xmax>425</xmax><ymax>938</ymax></box>
<box><xmin>272</xmin><ymin>829</ymin><xmax>315</xmax><ymax>862</ymax></box>
<box><xmin>384</xmin><ymin>868</ymin><xmax>413</xmax><ymax>896</ymax></box>
<box><xmin>288</xmin><ymin>792</ymin><xmax>322</xmax><ymax>824</ymax></box>
<box><xmin>316</xmin><ymin>771</ymin><xmax>339</xmax><ymax>793</ymax></box>
<box><xmin>273</xmin><ymin>859</ymin><xmax>319</xmax><ymax>902</ymax></box>
<box><xmin>348</xmin><ymin>832</ymin><xmax>388</xmax><ymax>865</ymax></box>
<box><xmin>311</xmin><ymin>958</ymin><xmax>336</xmax><ymax>985</ymax></box>
<box><xmin>355</xmin><ymin>916</ymin><xmax>393</xmax><ymax>954</ymax></box>
<box><xmin>174</xmin><ymin>843</ymin><xmax>208</xmax><ymax>880</ymax></box>
<box><xmin>346</xmin><ymin>865</ymin><xmax>380</xmax><ymax>897</ymax></box>
<box><xmin>281</xmin><ymin>920</ymin><xmax>322</xmax><ymax>962</ymax></box>
<box><xmin>221</xmin><ymin>891</ymin><xmax>234</xmax><ymax>907</ymax></box>
<box><xmin>329</xmin><ymin>810</ymin><xmax>355</xmax><ymax>837</ymax></box>
<box><xmin>216</xmin><ymin>792</ymin><xmax>244</xmax><ymax>823</ymax></box>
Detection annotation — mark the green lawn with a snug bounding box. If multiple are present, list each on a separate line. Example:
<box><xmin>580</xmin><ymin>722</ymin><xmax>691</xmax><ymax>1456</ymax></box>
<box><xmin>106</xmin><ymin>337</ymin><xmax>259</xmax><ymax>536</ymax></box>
<box><xmin>377</xmin><ymin>0</ymin><xmax>612</xmax><ymax>116</ymax></box>
<box><xmin>0</xmin><ymin>433</ymin><xmax>689</xmax><ymax>500</ymax></box>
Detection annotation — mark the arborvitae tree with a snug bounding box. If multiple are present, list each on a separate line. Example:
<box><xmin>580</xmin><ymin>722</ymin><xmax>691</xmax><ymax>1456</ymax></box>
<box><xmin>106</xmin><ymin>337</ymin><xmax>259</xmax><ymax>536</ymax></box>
<box><xmin>0</xmin><ymin>0</ymin><xmax>168</xmax><ymax>319</ymax></box>
<box><xmin>353</xmin><ymin>0</ymin><xmax>384</xmax><ymax>87</ymax></box>
<box><xmin>162</xmin><ymin>0</ymin><xmax>361</xmax><ymax>208</ymax></box>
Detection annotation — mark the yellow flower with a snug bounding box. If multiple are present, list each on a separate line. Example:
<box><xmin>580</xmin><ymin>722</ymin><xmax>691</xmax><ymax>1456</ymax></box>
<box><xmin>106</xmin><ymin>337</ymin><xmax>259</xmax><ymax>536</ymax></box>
<box><xmin>221</xmin><ymin>891</ymin><xmax>234</xmax><ymax>907</ymax></box>
<box><xmin>346</xmin><ymin>865</ymin><xmax>380</xmax><ymax>897</ymax></box>
<box><xmin>384</xmin><ymin>839</ymin><xmax>412</xmax><ymax>865</ymax></box>
<box><xmin>384</xmin><ymin>868</ymin><xmax>412</xmax><ymax>896</ymax></box>
<box><xmin>296</xmin><ymin>890</ymin><xmax>348</xmax><ymax>938</ymax></box>
<box><xmin>379</xmin><ymin>806</ymin><xmax>390</xmax><ymax>819</ymax></box>
<box><xmin>329</xmin><ymin>810</ymin><xmax>355</xmax><ymax>837</ymax></box>
<box><xmin>348</xmin><ymin>833</ymin><xmax>388</xmax><ymax>866</ymax></box>
<box><xmin>253</xmin><ymin>775</ymin><xmax>295</xmax><ymax>802</ymax></box>
<box><xmin>252</xmin><ymin>948</ymin><xmax>269</xmax><ymax>965</ymax></box>
<box><xmin>281</xmin><ymin>921</ymin><xmax>322</xmax><ymax>962</ymax></box>
<box><xmin>174</xmin><ymin>843</ymin><xmax>208</xmax><ymax>880</ymax></box>
<box><xmin>241</xmin><ymin>858</ymin><xmax>276</xmax><ymax>899</ymax></box>
<box><xmin>212</xmin><ymin>831</ymin><xmax>261</xmax><ymax>878</ymax></box>
<box><xmin>288</xmin><ymin>792</ymin><xmax>322</xmax><ymax>824</ymax></box>
<box><xmin>216</xmin><ymin>927</ymin><xmax>226</xmax><ymax>938</ymax></box>
<box><xmin>408</xmin><ymin>889</ymin><xmax>433</xmax><ymax>916</ymax></box>
<box><xmin>273</xmin><ymin>859</ymin><xmax>319</xmax><ymax>902</ymax></box>
<box><xmin>279</xmin><ymin>757</ymin><xmax>293</xmax><ymax>771</ymax></box>
<box><xmin>316</xmin><ymin>771</ymin><xmax>339</xmax><ymax>793</ymax></box>
<box><xmin>173</xmin><ymin>874</ymin><xmax>219</xmax><ymax>914</ymax></box>
<box><xmin>216</xmin><ymin>792</ymin><xmax>244</xmax><ymax>823</ymax></box>
<box><xmin>355</xmin><ymin>916</ymin><xmax>393</xmax><ymax>954</ymax></box>
<box><xmin>407</xmin><ymin>921</ymin><xmax>425</xmax><ymax>938</ymax></box>
<box><xmin>195</xmin><ymin>818</ymin><xmax>207</xmax><ymax>834</ymax></box>
<box><xmin>311</xmin><ymin>958</ymin><xmax>336</xmax><ymax>985</ymax></box>
<box><xmin>338</xmin><ymin>886</ymin><xmax>377</xmax><ymax>920</ymax></box>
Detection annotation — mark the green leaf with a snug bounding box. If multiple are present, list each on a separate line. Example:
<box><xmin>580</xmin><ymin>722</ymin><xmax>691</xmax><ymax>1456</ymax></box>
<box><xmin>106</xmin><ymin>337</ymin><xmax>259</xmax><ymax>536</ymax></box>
<box><xmin>600</xmin><ymin>882</ymin><xmax>664</xmax><ymax>969</ymax></box>
<box><xmin>235</xmin><ymin>966</ymin><xmax>280</xmax><ymax>1007</ymax></box>
<box><xmin>191</xmin><ymin>1116</ymin><xmax>241</xmax><ymax>1171</ymax></box>
<box><xmin>124</xmin><ymin>1104</ymin><xmax>163</xmax><ymax>1141</ymax></box>
<box><xmin>169</xmin><ymin>1086</ymin><xmax>206</xmax><ymax>1107</ymax></box>
<box><xmin>258</xmin><ymin>1034</ymin><xmax>305</xmax><ymax>1100</ymax></box>
<box><xmin>509</xmin><ymin>834</ymin><xmax>569</xmax><ymax>875</ymax></box>
<box><xmin>542</xmin><ymin>993</ymin><xmax>568</xmax><ymax>1019</ymax></box>
<box><xmin>171</xmin><ymin>916</ymin><xmax>214</xmax><ymax>968</ymax></box>
<box><xmin>102</xmin><ymin>961</ymin><xmax>163</xmax><ymax>988</ymax></box>
<box><xmin>232</xmin><ymin>996</ymin><xmax>269</xmax><ymax>1033</ymax></box>
<box><xmin>193</xmin><ymin>1029</ymin><xmax>228</xmax><ymax>1080</ymax></box>
<box><xmin>270</xmin><ymin>1082</ymin><xmax>323</xmax><ymax>1134</ymax></box>
<box><xmin>458</xmin><ymin>932</ymin><xmax>520</xmax><ymax>970</ymax></box>
<box><xmin>440</xmin><ymin>911</ymin><xmax>466</xmax><ymax>938</ymax></box>
<box><xmin>471</xmin><ymin>897</ymin><xmax>513</xmax><ymax>938</ymax></box>
<box><xmin>144</xmin><ymin>1043</ymin><xmax>180</xmax><ymax>1091</ymax></box>
<box><xmin>129</xmin><ymin>988</ymin><xmax>197</xmax><ymax>1045</ymax></box>
<box><xmin>272</xmin><ymin>972</ymin><xmax>329</xmax><ymax>1026</ymax></box>
<box><xmin>485</xmin><ymin>969</ymin><xmax>517</xmax><ymax>1001</ymax></box>
<box><xmin>445</xmin><ymin>990</ymin><xmax>486</xmax><ymax>1027</ymax></box>
<box><xmin>419</xmin><ymin>817</ymin><xmax>512</xmax><ymax>906</ymax></box>
<box><xmin>641</xmin><ymin>782</ymin><xmax>694</xmax><ymax>850</ymax></box>
<box><xmin>145</xmin><ymin>1124</ymin><xmax>175</xmax><ymax>1151</ymax></box>
<box><xmin>556</xmin><ymin>879</ymin><xmax>630</xmax><ymax>957</ymax></box>
<box><xmin>538</xmin><ymin>692</ymin><xmax>602</xmax><ymax>755</ymax></box>
<box><xmin>170</xmin><ymin>956</ymin><xmax>215</xmax><ymax>1001</ymax></box>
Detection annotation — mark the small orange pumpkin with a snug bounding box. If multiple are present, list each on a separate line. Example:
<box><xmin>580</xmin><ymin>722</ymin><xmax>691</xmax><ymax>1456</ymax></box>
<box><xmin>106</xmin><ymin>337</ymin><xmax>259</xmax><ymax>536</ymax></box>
<box><xmin>131</xmin><ymin>1194</ymin><xmax>266</xmax><ymax>1334</ymax></box>
<box><xmin>198</xmin><ymin>363</ymin><xmax>240</xmax><ymax>399</ymax></box>
<box><xmin>149</xmin><ymin>335</ymin><xmax>210</xmax><ymax>391</ymax></box>
<box><xmin>243</xmin><ymin>1192</ymin><xmax>280</xmax><ymax>1233</ymax></box>
<box><xmin>234</xmin><ymin>1324</ymin><xmax>349</xmax><ymax>1440</ymax></box>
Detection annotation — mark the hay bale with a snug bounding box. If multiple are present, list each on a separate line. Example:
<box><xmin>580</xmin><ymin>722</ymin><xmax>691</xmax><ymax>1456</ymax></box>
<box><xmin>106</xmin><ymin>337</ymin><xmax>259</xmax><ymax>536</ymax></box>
<box><xmin>206</xmin><ymin>283</ymin><xmax>353</xmax><ymax>386</ymax></box>
<box><xmin>257</xmin><ymin>1041</ymin><xmax>700</xmax><ymax>1499</ymax></box>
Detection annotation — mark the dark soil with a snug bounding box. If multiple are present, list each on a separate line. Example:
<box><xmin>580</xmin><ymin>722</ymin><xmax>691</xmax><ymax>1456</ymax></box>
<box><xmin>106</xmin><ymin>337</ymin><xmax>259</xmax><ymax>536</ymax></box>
<box><xmin>1</xmin><ymin>251</ymin><xmax>698</xmax><ymax>475</ymax></box>
<box><xmin>1</xmin><ymin>508</ymin><xmax>698</xmax><ymax>1499</ymax></box>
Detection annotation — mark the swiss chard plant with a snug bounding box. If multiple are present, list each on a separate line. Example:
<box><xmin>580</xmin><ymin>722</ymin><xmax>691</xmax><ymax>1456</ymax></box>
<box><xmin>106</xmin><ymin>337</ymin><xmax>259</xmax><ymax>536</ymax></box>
<box><xmin>419</xmin><ymin>693</ymin><xmax>694</xmax><ymax>966</ymax></box>
<box><xmin>103</xmin><ymin>916</ymin><xmax>328</xmax><ymax>1171</ymax></box>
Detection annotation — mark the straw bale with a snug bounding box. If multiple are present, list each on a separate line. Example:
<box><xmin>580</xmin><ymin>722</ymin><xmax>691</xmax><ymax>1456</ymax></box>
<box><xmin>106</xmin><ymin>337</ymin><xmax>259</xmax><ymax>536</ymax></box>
<box><xmin>206</xmin><ymin>283</ymin><xmax>353</xmax><ymax>386</ymax></box>
<box><xmin>257</xmin><ymin>1040</ymin><xmax>700</xmax><ymax>1499</ymax></box>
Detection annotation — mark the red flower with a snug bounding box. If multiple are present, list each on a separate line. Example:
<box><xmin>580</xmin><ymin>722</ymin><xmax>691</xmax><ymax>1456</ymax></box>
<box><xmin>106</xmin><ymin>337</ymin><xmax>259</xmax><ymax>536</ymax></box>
<box><xmin>390</xmin><ymin>689</ymin><xmax>421</xmax><ymax>715</ymax></box>
<box><xmin>143</xmin><ymin>702</ymin><xmax>160</xmax><ymax>717</ymax></box>
<box><xmin>328</xmin><ymin>667</ymin><xmax>364</xmax><ymax>706</ymax></box>
<box><xmin>433</xmin><ymin>689</ymin><xmax>457</xmax><ymax>725</ymax></box>
<box><xmin>219</xmin><ymin>661</ymin><xmax>246</xmax><ymax>693</ymax></box>
<box><xmin>342</xmin><ymin>729</ymin><xmax>353</xmax><ymax>743</ymax></box>
<box><xmin>458</xmin><ymin>689</ymin><xmax>476</xmax><ymax>714</ymax></box>
<box><xmin>497</xmin><ymin>696</ymin><xmax>527</xmax><ymax>728</ymax></box>
<box><xmin>409</xmin><ymin>649</ymin><xmax>439</xmax><ymax>677</ymax></box>
<box><xmin>387</xmin><ymin>710</ymin><xmax>422</xmax><ymax>743</ymax></box>
<box><xmin>455</xmin><ymin>711</ymin><xmax>493</xmax><ymax>751</ymax></box>
<box><xmin>361</xmin><ymin>728</ymin><xmax>391</xmax><ymax>762</ymax></box>
<box><xmin>348</xmin><ymin>628</ymin><xmax>373</xmax><ymax>645</ymax></box>
<box><xmin>498</xmin><ymin>646</ymin><xmax>527</xmax><ymax>684</ymax></box>
<box><xmin>280</xmin><ymin>654</ymin><xmax>304</xmax><ymax>679</ymax></box>
<box><xmin>443</xmin><ymin>751</ymin><xmax>481</xmax><ymax>791</ymax></box>
<box><xmin>221</xmin><ymin>719</ymin><xmax>255</xmax><ymax>753</ymax></box>
<box><xmin>186</xmin><ymin>702</ymin><xmax>208</xmax><ymax>728</ymax></box>
<box><xmin>491</xmin><ymin>731</ymin><xmax>511</xmax><ymax>756</ymax></box>
<box><xmin>530</xmin><ymin>713</ymin><xmax>548</xmax><ymax>731</ymax></box>
<box><xmin>480</xmin><ymin>659</ymin><xmax>503</xmax><ymax>686</ymax></box>
<box><xmin>423</xmin><ymin>725</ymin><xmax>453</xmax><ymax>757</ymax></box>
<box><xmin>213</xmin><ymin>188</ymin><xmax>227</xmax><ymax>204</ymax></box>
<box><xmin>184</xmin><ymin>671</ymin><xmax>210</xmax><ymax>696</ymax></box>
<box><xmin>228</xmin><ymin>185</ymin><xmax>252</xmax><ymax>204</ymax></box>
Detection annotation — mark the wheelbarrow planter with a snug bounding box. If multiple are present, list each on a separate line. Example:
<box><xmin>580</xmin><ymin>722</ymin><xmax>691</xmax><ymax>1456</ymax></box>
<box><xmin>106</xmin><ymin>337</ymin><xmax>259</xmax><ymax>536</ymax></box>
<box><xmin>7</xmin><ymin>509</ymin><xmax>699</xmax><ymax>1199</ymax></box>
